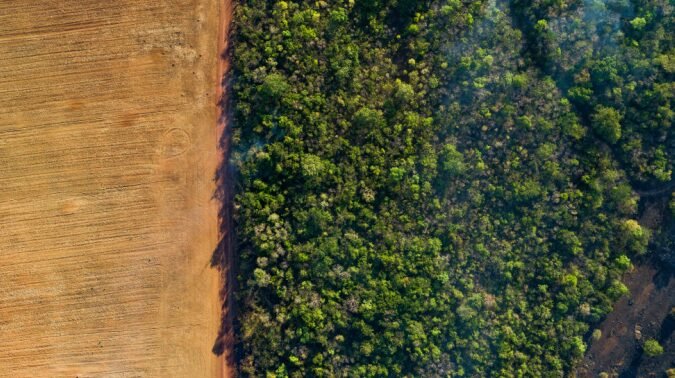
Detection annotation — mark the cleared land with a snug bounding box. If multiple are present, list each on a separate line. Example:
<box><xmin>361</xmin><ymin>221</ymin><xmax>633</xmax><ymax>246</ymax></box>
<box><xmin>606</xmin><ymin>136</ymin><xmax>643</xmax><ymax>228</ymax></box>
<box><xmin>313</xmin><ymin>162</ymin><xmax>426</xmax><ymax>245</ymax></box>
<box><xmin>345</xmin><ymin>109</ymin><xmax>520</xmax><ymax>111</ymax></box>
<box><xmin>577</xmin><ymin>263</ymin><xmax>675</xmax><ymax>377</ymax></box>
<box><xmin>0</xmin><ymin>0</ymin><xmax>229</xmax><ymax>376</ymax></box>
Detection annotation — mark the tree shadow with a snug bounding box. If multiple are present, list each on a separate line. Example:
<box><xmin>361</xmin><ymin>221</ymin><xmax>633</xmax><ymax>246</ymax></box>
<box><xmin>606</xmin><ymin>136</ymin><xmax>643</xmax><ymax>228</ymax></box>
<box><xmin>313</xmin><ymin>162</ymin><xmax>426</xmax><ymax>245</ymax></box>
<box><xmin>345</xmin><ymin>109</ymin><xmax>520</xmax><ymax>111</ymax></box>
<box><xmin>210</xmin><ymin>30</ymin><xmax>238</xmax><ymax>373</ymax></box>
<box><xmin>618</xmin><ymin>348</ymin><xmax>642</xmax><ymax>378</ymax></box>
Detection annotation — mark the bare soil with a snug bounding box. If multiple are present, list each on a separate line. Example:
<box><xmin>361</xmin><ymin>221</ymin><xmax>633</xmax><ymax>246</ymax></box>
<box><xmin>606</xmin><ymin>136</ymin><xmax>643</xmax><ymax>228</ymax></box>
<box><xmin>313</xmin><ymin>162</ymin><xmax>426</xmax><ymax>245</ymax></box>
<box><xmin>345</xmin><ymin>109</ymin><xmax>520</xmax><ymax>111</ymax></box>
<box><xmin>0</xmin><ymin>0</ymin><xmax>231</xmax><ymax>376</ymax></box>
<box><xmin>576</xmin><ymin>262</ymin><xmax>675</xmax><ymax>377</ymax></box>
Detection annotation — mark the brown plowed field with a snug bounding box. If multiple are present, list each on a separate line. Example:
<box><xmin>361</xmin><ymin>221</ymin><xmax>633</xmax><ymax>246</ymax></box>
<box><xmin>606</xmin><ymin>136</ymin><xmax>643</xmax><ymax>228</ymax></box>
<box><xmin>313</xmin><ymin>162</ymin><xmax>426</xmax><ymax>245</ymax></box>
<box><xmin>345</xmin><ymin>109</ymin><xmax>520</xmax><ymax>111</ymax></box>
<box><xmin>0</xmin><ymin>0</ymin><xmax>231</xmax><ymax>376</ymax></box>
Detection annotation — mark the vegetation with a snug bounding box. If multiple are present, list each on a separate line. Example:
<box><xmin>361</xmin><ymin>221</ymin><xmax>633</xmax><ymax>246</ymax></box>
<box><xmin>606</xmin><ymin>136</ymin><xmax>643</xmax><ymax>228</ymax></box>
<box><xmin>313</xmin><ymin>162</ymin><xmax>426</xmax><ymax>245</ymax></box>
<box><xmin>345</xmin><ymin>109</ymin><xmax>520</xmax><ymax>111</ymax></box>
<box><xmin>228</xmin><ymin>0</ymin><xmax>673</xmax><ymax>376</ymax></box>
<box><xmin>643</xmin><ymin>338</ymin><xmax>664</xmax><ymax>357</ymax></box>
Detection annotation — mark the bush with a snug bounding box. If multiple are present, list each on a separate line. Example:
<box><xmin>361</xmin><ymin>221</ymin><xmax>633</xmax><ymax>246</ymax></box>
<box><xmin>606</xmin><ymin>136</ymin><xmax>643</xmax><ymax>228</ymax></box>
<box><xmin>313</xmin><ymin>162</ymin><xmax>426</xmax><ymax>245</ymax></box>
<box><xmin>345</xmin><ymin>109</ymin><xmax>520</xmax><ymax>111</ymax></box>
<box><xmin>592</xmin><ymin>329</ymin><xmax>602</xmax><ymax>341</ymax></box>
<box><xmin>643</xmin><ymin>339</ymin><xmax>664</xmax><ymax>357</ymax></box>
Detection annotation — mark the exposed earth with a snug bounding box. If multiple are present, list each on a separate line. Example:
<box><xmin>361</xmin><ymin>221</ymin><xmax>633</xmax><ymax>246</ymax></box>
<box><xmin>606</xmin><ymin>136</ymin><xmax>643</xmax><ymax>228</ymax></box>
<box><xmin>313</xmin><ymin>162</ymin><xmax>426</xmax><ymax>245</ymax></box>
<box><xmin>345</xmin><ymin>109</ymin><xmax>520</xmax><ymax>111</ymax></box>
<box><xmin>0</xmin><ymin>0</ymin><xmax>231</xmax><ymax>376</ymax></box>
<box><xmin>577</xmin><ymin>261</ymin><xmax>675</xmax><ymax>377</ymax></box>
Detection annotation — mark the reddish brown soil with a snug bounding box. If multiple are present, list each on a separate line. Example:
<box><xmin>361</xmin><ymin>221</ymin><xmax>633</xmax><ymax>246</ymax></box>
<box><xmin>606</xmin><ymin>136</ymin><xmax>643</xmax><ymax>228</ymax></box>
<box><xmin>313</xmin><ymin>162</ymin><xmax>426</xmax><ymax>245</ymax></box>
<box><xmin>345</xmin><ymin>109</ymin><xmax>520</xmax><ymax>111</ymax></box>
<box><xmin>0</xmin><ymin>0</ymin><xmax>231</xmax><ymax>376</ymax></box>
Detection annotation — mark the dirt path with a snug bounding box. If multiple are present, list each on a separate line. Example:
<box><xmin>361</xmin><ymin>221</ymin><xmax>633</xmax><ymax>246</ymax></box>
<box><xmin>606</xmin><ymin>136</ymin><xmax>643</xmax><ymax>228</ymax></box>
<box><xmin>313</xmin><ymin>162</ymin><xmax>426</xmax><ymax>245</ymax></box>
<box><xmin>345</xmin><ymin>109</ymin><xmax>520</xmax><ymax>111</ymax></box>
<box><xmin>0</xmin><ymin>0</ymin><xmax>228</xmax><ymax>376</ymax></box>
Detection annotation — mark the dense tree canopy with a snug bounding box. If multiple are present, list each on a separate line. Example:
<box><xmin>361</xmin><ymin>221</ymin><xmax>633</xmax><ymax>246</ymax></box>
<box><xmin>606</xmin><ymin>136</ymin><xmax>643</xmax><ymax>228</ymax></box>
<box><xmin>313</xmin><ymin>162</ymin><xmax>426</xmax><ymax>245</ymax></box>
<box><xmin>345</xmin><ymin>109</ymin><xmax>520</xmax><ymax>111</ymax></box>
<box><xmin>228</xmin><ymin>0</ymin><xmax>673</xmax><ymax>376</ymax></box>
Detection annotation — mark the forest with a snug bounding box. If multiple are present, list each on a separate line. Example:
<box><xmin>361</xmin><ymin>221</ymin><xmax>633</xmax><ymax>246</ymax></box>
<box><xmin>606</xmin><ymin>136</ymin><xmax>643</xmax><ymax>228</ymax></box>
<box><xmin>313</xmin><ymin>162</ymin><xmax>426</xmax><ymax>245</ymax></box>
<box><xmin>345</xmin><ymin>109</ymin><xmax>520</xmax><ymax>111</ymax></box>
<box><xmin>227</xmin><ymin>0</ymin><xmax>673</xmax><ymax>376</ymax></box>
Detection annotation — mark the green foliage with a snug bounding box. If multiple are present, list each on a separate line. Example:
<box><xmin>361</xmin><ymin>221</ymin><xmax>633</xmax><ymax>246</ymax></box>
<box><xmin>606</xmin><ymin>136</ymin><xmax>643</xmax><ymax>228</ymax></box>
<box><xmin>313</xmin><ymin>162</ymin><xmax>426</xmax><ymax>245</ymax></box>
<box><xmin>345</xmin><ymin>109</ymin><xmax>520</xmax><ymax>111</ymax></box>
<box><xmin>260</xmin><ymin>73</ymin><xmax>289</xmax><ymax>100</ymax></box>
<box><xmin>630</xmin><ymin>17</ymin><xmax>647</xmax><ymax>30</ymax></box>
<box><xmin>591</xmin><ymin>106</ymin><xmax>622</xmax><ymax>144</ymax></box>
<box><xmin>570</xmin><ymin>336</ymin><xmax>587</xmax><ymax>357</ymax></box>
<box><xmin>621</xmin><ymin>219</ymin><xmax>650</xmax><ymax>255</ymax></box>
<box><xmin>591</xmin><ymin>329</ymin><xmax>602</xmax><ymax>341</ymax></box>
<box><xmin>229</xmin><ymin>0</ymin><xmax>671</xmax><ymax>376</ymax></box>
<box><xmin>440</xmin><ymin>143</ymin><xmax>466</xmax><ymax>176</ymax></box>
<box><xmin>643</xmin><ymin>339</ymin><xmax>664</xmax><ymax>357</ymax></box>
<box><xmin>615</xmin><ymin>255</ymin><xmax>632</xmax><ymax>271</ymax></box>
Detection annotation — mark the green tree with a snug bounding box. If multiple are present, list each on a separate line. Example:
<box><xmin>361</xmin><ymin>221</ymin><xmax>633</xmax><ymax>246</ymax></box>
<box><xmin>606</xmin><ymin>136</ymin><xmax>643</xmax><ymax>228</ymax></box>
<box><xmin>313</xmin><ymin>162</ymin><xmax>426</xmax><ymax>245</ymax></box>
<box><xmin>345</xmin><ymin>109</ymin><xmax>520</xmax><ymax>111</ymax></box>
<box><xmin>621</xmin><ymin>219</ymin><xmax>650</xmax><ymax>255</ymax></box>
<box><xmin>439</xmin><ymin>143</ymin><xmax>466</xmax><ymax>176</ymax></box>
<box><xmin>591</xmin><ymin>106</ymin><xmax>622</xmax><ymax>144</ymax></box>
<box><xmin>643</xmin><ymin>339</ymin><xmax>664</xmax><ymax>357</ymax></box>
<box><xmin>260</xmin><ymin>73</ymin><xmax>290</xmax><ymax>100</ymax></box>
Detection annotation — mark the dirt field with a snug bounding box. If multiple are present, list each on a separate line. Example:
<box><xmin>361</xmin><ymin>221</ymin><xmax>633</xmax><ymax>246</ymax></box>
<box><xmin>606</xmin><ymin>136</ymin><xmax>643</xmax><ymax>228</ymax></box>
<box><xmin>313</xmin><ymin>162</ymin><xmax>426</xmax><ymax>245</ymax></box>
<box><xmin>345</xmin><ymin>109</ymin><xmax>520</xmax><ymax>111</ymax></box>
<box><xmin>0</xmin><ymin>0</ymin><xmax>231</xmax><ymax>376</ymax></box>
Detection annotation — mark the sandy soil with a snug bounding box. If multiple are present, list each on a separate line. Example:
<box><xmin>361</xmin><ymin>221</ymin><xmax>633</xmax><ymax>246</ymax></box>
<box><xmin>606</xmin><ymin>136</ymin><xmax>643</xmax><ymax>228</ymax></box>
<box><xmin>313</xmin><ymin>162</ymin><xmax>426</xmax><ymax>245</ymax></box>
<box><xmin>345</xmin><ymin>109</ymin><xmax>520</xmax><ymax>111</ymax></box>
<box><xmin>0</xmin><ymin>0</ymin><xmax>230</xmax><ymax>376</ymax></box>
